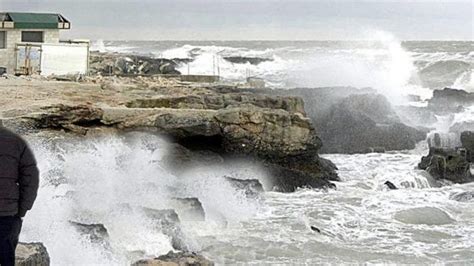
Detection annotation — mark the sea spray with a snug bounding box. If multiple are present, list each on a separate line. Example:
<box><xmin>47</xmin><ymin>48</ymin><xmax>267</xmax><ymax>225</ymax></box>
<box><xmin>20</xmin><ymin>133</ymin><xmax>265</xmax><ymax>265</ymax></box>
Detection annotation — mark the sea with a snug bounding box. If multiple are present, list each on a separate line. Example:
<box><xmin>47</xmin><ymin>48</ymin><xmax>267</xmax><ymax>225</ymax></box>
<box><xmin>21</xmin><ymin>36</ymin><xmax>474</xmax><ymax>264</ymax></box>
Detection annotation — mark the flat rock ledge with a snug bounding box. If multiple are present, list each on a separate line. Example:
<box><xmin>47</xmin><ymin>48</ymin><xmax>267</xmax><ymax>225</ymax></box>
<box><xmin>17</xmin><ymin>84</ymin><xmax>338</xmax><ymax>191</ymax></box>
<box><xmin>16</xmin><ymin>242</ymin><xmax>50</xmax><ymax>266</ymax></box>
<box><xmin>132</xmin><ymin>251</ymin><xmax>214</xmax><ymax>266</ymax></box>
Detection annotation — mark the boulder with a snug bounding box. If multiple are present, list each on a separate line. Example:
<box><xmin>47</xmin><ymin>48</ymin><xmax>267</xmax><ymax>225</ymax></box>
<box><xmin>461</xmin><ymin>131</ymin><xmax>474</xmax><ymax>162</ymax></box>
<box><xmin>132</xmin><ymin>251</ymin><xmax>214</xmax><ymax>266</ymax></box>
<box><xmin>418</xmin><ymin>147</ymin><xmax>473</xmax><ymax>184</ymax></box>
<box><xmin>316</xmin><ymin>94</ymin><xmax>426</xmax><ymax>153</ymax></box>
<box><xmin>15</xmin><ymin>242</ymin><xmax>50</xmax><ymax>266</ymax></box>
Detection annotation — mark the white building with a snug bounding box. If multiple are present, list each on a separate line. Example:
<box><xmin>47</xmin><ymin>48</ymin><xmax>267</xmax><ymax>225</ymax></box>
<box><xmin>0</xmin><ymin>12</ymin><xmax>88</xmax><ymax>76</ymax></box>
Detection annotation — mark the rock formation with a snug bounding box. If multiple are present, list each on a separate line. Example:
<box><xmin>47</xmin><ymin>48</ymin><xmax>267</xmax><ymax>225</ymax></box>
<box><xmin>276</xmin><ymin>88</ymin><xmax>427</xmax><ymax>154</ymax></box>
<box><xmin>317</xmin><ymin>94</ymin><xmax>427</xmax><ymax>153</ymax></box>
<box><xmin>418</xmin><ymin>131</ymin><xmax>474</xmax><ymax>184</ymax></box>
<box><xmin>89</xmin><ymin>52</ymin><xmax>191</xmax><ymax>76</ymax></box>
<box><xmin>16</xmin><ymin>79</ymin><xmax>338</xmax><ymax>191</ymax></box>
<box><xmin>428</xmin><ymin>87</ymin><xmax>474</xmax><ymax>114</ymax></box>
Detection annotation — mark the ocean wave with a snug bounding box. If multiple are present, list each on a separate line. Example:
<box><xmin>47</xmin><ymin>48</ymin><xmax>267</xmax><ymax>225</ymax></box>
<box><xmin>98</xmin><ymin>40</ymin><xmax>474</xmax><ymax>99</ymax></box>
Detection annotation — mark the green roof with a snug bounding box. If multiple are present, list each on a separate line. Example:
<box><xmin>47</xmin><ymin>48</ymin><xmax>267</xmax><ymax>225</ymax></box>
<box><xmin>0</xmin><ymin>12</ymin><xmax>70</xmax><ymax>29</ymax></box>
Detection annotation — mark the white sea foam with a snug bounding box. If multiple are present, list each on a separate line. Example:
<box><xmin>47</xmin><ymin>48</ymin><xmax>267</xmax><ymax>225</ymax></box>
<box><xmin>21</xmin><ymin>134</ymin><xmax>264</xmax><ymax>265</ymax></box>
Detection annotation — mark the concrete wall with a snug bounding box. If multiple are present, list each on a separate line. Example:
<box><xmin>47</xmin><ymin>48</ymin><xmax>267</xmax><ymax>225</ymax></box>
<box><xmin>0</xmin><ymin>29</ymin><xmax>60</xmax><ymax>74</ymax></box>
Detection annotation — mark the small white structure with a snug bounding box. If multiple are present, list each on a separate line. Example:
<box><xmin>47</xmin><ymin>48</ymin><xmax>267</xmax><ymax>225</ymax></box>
<box><xmin>0</xmin><ymin>12</ymin><xmax>89</xmax><ymax>76</ymax></box>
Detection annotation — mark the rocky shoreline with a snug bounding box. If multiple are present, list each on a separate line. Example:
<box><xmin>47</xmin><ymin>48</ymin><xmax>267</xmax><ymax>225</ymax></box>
<box><xmin>1</xmin><ymin>62</ymin><xmax>337</xmax><ymax>264</ymax></box>
<box><xmin>2</xmin><ymin>51</ymin><xmax>473</xmax><ymax>264</ymax></box>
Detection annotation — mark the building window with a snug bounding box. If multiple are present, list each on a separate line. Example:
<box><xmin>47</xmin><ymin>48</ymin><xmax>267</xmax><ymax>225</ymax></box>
<box><xmin>0</xmin><ymin>31</ymin><xmax>5</xmax><ymax>49</ymax></box>
<box><xmin>21</xmin><ymin>31</ymin><xmax>44</xmax><ymax>43</ymax></box>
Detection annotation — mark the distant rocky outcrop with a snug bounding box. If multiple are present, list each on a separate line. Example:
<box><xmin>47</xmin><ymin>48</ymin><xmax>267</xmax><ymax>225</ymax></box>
<box><xmin>418</xmin><ymin>131</ymin><xmax>474</xmax><ymax>184</ymax></box>
<box><xmin>16</xmin><ymin>243</ymin><xmax>50</xmax><ymax>266</ymax></box>
<box><xmin>317</xmin><ymin>94</ymin><xmax>427</xmax><ymax>153</ymax></box>
<box><xmin>89</xmin><ymin>52</ymin><xmax>191</xmax><ymax>76</ymax></box>
<box><xmin>427</xmin><ymin>87</ymin><xmax>474</xmax><ymax>114</ymax></box>
<box><xmin>276</xmin><ymin>88</ymin><xmax>427</xmax><ymax>153</ymax></box>
<box><xmin>23</xmin><ymin>83</ymin><xmax>339</xmax><ymax>192</ymax></box>
<box><xmin>223</xmin><ymin>56</ymin><xmax>272</xmax><ymax>65</ymax></box>
<box><xmin>132</xmin><ymin>251</ymin><xmax>214</xmax><ymax>266</ymax></box>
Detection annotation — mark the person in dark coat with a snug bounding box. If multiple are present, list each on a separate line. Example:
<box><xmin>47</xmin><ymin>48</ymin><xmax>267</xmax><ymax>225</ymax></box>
<box><xmin>0</xmin><ymin>122</ymin><xmax>39</xmax><ymax>266</ymax></box>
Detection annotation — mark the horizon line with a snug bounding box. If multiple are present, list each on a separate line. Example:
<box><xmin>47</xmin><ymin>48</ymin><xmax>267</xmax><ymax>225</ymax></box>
<box><xmin>77</xmin><ymin>39</ymin><xmax>473</xmax><ymax>42</ymax></box>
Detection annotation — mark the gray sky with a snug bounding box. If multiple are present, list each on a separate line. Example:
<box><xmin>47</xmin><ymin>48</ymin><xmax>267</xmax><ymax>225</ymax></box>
<box><xmin>1</xmin><ymin>0</ymin><xmax>472</xmax><ymax>40</ymax></box>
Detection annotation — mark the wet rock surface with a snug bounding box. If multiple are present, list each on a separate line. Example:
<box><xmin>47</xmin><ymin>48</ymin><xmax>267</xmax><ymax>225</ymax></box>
<box><xmin>132</xmin><ymin>251</ymin><xmax>214</xmax><ymax>266</ymax></box>
<box><xmin>6</xmin><ymin>77</ymin><xmax>338</xmax><ymax>191</ymax></box>
<box><xmin>428</xmin><ymin>87</ymin><xmax>474</xmax><ymax>114</ymax></box>
<box><xmin>276</xmin><ymin>88</ymin><xmax>427</xmax><ymax>154</ymax></box>
<box><xmin>142</xmin><ymin>208</ymin><xmax>189</xmax><ymax>251</ymax></box>
<box><xmin>16</xmin><ymin>242</ymin><xmax>50</xmax><ymax>266</ymax></box>
<box><xmin>419</xmin><ymin>131</ymin><xmax>474</xmax><ymax>184</ymax></box>
<box><xmin>225</xmin><ymin>176</ymin><xmax>264</xmax><ymax>197</ymax></box>
<box><xmin>317</xmin><ymin>94</ymin><xmax>426</xmax><ymax>153</ymax></box>
<box><xmin>89</xmin><ymin>52</ymin><xmax>190</xmax><ymax>76</ymax></box>
<box><xmin>69</xmin><ymin>221</ymin><xmax>110</xmax><ymax>246</ymax></box>
<box><xmin>169</xmin><ymin>198</ymin><xmax>206</xmax><ymax>221</ymax></box>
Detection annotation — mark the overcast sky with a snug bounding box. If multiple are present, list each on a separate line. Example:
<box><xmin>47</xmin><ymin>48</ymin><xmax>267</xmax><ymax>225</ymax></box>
<box><xmin>1</xmin><ymin>0</ymin><xmax>472</xmax><ymax>40</ymax></box>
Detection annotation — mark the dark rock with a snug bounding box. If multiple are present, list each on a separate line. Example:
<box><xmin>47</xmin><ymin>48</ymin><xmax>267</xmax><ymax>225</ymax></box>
<box><xmin>461</xmin><ymin>131</ymin><xmax>474</xmax><ymax>162</ymax></box>
<box><xmin>428</xmin><ymin>88</ymin><xmax>474</xmax><ymax>114</ymax></box>
<box><xmin>267</xmin><ymin>162</ymin><xmax>336</xmax><ymax>192</ymax></box>
<box><xmin>310</xmin><ymin>226</ymin><xmax>321</xmax><ymax>233</ymax></box>
<box><xmin>384</xmin><ymin>181</ymin><xmax>398</xmax><ymax>190</ymax></box>
<box><xmin>69</xmin><ymin>221</ymin><xmax>109</xmax><ymax>246</ymax></box>
<box><xmin>89</xmin><ymin>52</ymin><xmax>185</xmax><ymax>76</ymax></box>
<box><xmin>16</xmin><ymin>242</ymin><xmax>50</xmax><ymax>266</ymax></box>
<box><xmin>132</xmin><ymin>251</ymin><xmax>214</xmax><ymax>266</ymax></box>
<box><xmin>317</xmin><ymin>94</ymin><xmax>426</xmax><ymax>153</ymax></box>
<box><xmin>224</xmin><ymin>176</ymin><xmax>264</xmax><ymax>197</ymax></box>
<box><xmin>276</xmin><ymin>88</ymin><xmax>426</xmax><ymax>153</ymax></box>
<box><xmin>27</xmin><ymin>104</ymin><xmax>105</xmax><ymax>135</ymax></box>
<box><xmin>418</xmin><ymin>147</ymin><xmax>473</xmax><ymax>184</ymax></box>
<box><xmin>223</xmin><ymin>56</ymin><xmax>272</xmax><ymax>65</ymax></box>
